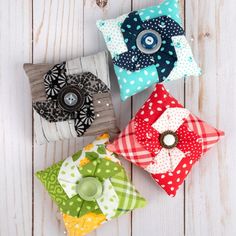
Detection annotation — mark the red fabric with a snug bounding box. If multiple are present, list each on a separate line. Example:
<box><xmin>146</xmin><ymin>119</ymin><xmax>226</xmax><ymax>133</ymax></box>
<box><xmin>108</xmin><ymin>84</ymin><xmax>225</xmax><ymax>196</ymax></box>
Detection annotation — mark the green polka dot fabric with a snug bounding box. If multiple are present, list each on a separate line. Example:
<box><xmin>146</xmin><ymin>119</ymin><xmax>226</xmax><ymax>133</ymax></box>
<box><xmin>36</xmin><ymin>134</ymin><xmax>147</xmax><ymax>225</ymax></box>
<box><xmin>97</xmin><ymin>0</ymin><xmax>201</xmax><ymax>101</ymax></box>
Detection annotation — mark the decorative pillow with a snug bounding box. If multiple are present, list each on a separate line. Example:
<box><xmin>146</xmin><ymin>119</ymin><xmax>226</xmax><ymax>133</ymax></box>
<box><xmin>24</xmin><ymin>51</ymin><xmax>119</xmax><ymax>144</ymax></box>
<box><xmin>107</xmin><ymin>85</ymin><xmax>225</xmax><ymax>197</ymax></box>
<box><xmin>97</xmin><ymin>0</ymin><xmax>201</xmax><ymax>101</ymax></box>
<box><xmin>36</xmin><ymin>133</ymin><xmax>147</xmax><ymax>235</ymax></box>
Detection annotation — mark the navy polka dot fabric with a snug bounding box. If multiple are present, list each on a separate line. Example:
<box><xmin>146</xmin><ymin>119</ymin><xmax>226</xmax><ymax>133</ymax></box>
<box><xmin>113</xmin><ymin>13</ymin><xmax>184</xmax><ymax>82</ymax></box>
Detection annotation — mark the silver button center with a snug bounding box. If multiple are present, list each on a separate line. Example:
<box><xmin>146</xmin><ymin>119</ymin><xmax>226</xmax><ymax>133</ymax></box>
<box><xmin>64</xmin><ymin>92</ymin><xmax>78</xmax><ymax>106</ymax></box>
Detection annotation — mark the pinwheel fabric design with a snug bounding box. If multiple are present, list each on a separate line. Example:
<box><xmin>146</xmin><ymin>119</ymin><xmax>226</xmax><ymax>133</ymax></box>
<box><xmin>97</xmin><ymin>0</ymin><xmax>201</xmax><ymax>101</ymax></box>
<box><xmin>36</xmin><ymin>134</ymin><xmax>147</xmax><ymax>236</ymax></box>
<box><xmin>107</xmin><ymin>85</ymin><xmax>225</xmax><ymax>196</ymax></box>
<box><xmin>24</xmin><ymin>51</ymin><xmax>119</xmax><ymax>144</ymax></box>
<box><xmin>34</xmin><ymin>69</ymin><xmax>106</xmax><ymax>136</ymax></box>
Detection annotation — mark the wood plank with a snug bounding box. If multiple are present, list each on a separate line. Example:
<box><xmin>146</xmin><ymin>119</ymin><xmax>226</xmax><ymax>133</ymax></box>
<box><xmin>33</xmin><ymin>1</ymin><xmax>84</xmax><ymax>235</ymax></box>
<box><xmin>0</xmin><ymin>0</ymin><xmax>33</xmax><ymax>236</ymax></box>
<box><xmin>83</xmin><ymin>0</ymin><xmax>132</xmax><ymax>235</ymax></box>
<box><xmin>33</xmin><ymin>0</ymin><xmax>132</xmax><ymax>235</ymax></box>
<box><xmin>131</xmin><ymin>1</ymin><xmax>185</xmax><ymax>236</ymax></box>
<box><xmin>185</xmin><ymin>0</ymin><xmax>236</xmax><ymax>235</ymax></box>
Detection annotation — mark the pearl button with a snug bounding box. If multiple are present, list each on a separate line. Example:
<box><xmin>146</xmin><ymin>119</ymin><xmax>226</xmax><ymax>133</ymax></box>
<box><xmin>163</xmin><ymin>134</ymin><xmax>176</xmax><ymax>147</ymax></box>
<box><xmin>159</xmin><ymin>131</ymin><xmax>178</xmax><ymax>149</ymax></box>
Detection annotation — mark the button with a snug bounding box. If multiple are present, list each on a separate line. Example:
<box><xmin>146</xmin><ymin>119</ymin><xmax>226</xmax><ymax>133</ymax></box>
<box><xmin>64</xmin><ymin>92</ymin><xmax>78</xmax><ymax>106</ymax></box>
<box><xmin>159</xmin><ymin>131</ymin><xmax>178</xmax><ymax>149</ymax></box>
<box><xmin>136</xmin><ymin>30</ymin><xmax>162</xmax><ymax>54</ymax></box>
<box><xmin>58</xmin><ymin>85</ymin><xmax>85</xmax><ymax>112</ymax></box>
<box><xmin>77</xmin><ymin>177</ymin><xmax>103</xmax><ymax>201</ymax></box>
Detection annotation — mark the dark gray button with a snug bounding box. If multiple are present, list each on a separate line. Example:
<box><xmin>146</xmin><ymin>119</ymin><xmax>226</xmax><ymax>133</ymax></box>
<box><xmin>58</xmin><ymin>85</ymin><xmax>84</xmax><ymax>112</ymax></box>
<box><xmin>136</xmin><ymin>30</ymin><xmax>162</xmax><ymax>54</ymax></box>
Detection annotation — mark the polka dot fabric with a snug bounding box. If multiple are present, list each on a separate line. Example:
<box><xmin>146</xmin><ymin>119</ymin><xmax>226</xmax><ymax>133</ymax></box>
<box><xmin>97</xmin><ymin>0</ymin><xmax>201</xmax><ymax>101</ymax></box>
<box><xmin>107</xmin><ymin>84</ymin><xmax>225</xmax><ymax>196</ymax></box>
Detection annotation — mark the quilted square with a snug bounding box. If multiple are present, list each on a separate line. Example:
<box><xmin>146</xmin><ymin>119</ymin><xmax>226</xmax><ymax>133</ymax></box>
<box><xmin>24</xmin><ymin>51</ymin><xmax>119</xmax><ymax>144</ymax></box>
<box><xmin>36</xmin><ymin>133</ymin><xmax>147</xmax><ymax>236</ymax></box>
<box><xmin>97</xmin><ymin>0</ymin><xmax>201</xmax><ymax>101</ymax></box>
<box><xmin>107</xmin><ymin>85</ymin><xmax>225</xmax><ymax>197</ymax></box>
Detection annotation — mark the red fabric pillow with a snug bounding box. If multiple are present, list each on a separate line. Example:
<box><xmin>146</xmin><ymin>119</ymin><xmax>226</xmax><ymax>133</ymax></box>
<box><xmin>107</xmin><ymin>84</ymin><xmax>224</xmax><ymax>197</ymax></box>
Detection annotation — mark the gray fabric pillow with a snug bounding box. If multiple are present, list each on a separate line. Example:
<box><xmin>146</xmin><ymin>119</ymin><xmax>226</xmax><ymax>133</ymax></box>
<box><xmin>24</xmin><ymin>51</ymin><xmax>119</xmax><ymax>144</ymax></box>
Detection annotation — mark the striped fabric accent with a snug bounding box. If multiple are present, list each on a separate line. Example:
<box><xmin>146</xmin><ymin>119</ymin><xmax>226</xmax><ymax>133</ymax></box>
<box><xmin>110</xmin><ymin>170</ymin><xmax>147</xmax><ymax>217</ymax></box>
<box><xmin>185</xmin><ymin>114</ymin><xmax>225</xmax><ymax>155</ymax></box>
<box><xmin>108</xmin><ymin>119</ymin><xmax>154</xmax><ymax>168</ymax></box>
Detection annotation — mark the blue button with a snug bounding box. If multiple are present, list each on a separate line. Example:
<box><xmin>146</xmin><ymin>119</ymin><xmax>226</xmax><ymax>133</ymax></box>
<box><xmin>136</xmin><ymin>30</ymin><xmax>162</xmax><ymax>54</ymax></box>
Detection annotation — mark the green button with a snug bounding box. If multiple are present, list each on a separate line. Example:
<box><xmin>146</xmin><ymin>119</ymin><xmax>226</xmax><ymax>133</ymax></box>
<box><xmin>77</xmin><ymin>177</ymin><xmax>103</xmax><ymax>201</ymax></box>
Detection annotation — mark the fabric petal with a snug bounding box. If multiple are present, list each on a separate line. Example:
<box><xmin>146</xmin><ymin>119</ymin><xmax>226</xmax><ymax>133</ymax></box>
<box><xmin>169</xmin><ymin>147</ymin><xmax>186</xmax><ymax>171</ymax></box>
<box><xmin>63</xmin><ymin>212</ymin><xmax>106</xmax><ymax>236</ymax></box>
<box><xmin>176</xmin><ymin>124</ymin><xmax>202</xmax><ymax>161</ymax></box>
<box><xmin>114</xmin><ymin>65</ymin><xmax>159</xmax><ymax>101</ymax></box>
<box><xmin>145</xmin><ymin>148</ymin><xmax>171</xmax><ymax>174</ymax></box>
<box><xmin>107</xmin><ymin>119</ymin><xmax>154</xmax><ymax>168</ymax></box>
<box><xmin>134</xmin><ymin>117</ymin><xmax>161</xmax><ymax>155</ymax></box>
<box><xmin>96</xmin><ymin>14</ymin><xmax>128</xmax><ymax>58</ymax></box>
<box><xmin>44</xmin><ymin>62</ymin><xmax>66</xmax><ymax>100</ymax></box>
<box><xmin>152</xmin><ymin>107</ymin><xmax>190</xmax><ymax>133</ymax></box>
<box><xmin>74</xmin><ymin>94</ymin><xmax>95</xmax><ymax>137</ymax></box>
<box><xmin>143</xmin><ymin>16</ymin><xmax>184</xmax><ymax>38</ymax></box>
<box><xmin>58</xmin><ymin>157</ymin><xmax>82</xmax><ymax>199</ymax></box>
<box><xmin>33</xmin><ymin>100</ymin><xmax>71</xmax><ymax>122</ymax></box>
<box><xmin>121</xmin><ymin>11</ymin><xmax>144</xmax><ymax>50</ymax></box>
<box><xmin>96</xmin><ymin>179</ymin><xmax>119</xmax><ymax>220</ymax></box>
<box><xmin>110</xmin><ymin>169</ymin><xmax>147</xmax><ymax>217</ymax></box>
<box><xmin>136</xmin><ymin>84</ymin><xmax>183</xmax><ymax>124</ymax></box>
<box><xmin>94</xmin><ymin>159</ymin><xmax>123</xmax><ymax>181</ymax></box>
<box><xmin>138</xmin><ymin>0</ymin><xmax>182</xmax><ymax>26</ymax></box>
<box><xmin>154</xmin><ymin>37</ymin><xmax>178</xmax><ymax>81</ymax></box>
<box><xmin>166</xmin><ymin>36</ymin><xmax>201</xmax><ymax>81</ymax></box>
<box><xmin>113</xmin><ymin>49</ymin><xmax>155</xmax><ymax>71</ymax></box>
<box><xmin>60</xmin><ymin>195</ymin><xmax>84</xmax><ymax>217</ymax></box>
<box><xmin>184</xmin><ymin>114</ymin><xmax>225</xmax><ymax>154</ymax></box>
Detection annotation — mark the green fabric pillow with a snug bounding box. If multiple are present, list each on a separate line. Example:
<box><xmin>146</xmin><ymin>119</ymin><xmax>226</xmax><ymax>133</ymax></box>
<box><xmin>36</xmin><ymin>134</ymin><xmax>147</xmax><ymax>235</ymax></box>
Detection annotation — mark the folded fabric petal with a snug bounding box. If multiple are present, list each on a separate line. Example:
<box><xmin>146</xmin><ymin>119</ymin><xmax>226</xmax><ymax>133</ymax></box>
<box><xmin>108</xmin><ymin>84</ymin><xmax>225</xmax><ymax>196</ymax></box>
<box><xmin>97</xmin><ymin>1</ymin><xmax>201</xmax><ymax>101</ymax></box>
<box><xmin>36</xmin><ymin>134</ymin><xmax>147</xmax><ymax>235</ymax></box>
<box><xmin>151</xmin><ymin>107</ymin><xmax>190</xmax><ymax>133</ymax></box>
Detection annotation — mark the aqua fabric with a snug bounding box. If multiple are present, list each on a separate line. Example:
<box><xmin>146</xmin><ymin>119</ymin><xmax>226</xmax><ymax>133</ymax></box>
<box><xmin>138</xmin><ymin>0</ymin><xmax>182</xmax><ymax>26</ymax></box>
<box><xmin>114</xmin><ymin>65</ymin><xmax>159</xmax><ymax>101</ymax></box>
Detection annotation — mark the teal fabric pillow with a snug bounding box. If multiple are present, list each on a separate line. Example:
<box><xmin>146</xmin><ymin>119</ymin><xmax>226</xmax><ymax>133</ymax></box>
<box><xmin>97</xmin><ymin>0</ymin><xmax>201</xmax><ymax>101</ymax></box>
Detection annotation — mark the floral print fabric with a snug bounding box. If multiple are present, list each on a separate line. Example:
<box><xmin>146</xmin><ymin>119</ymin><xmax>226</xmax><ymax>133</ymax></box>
<box><xmin>33</xmin><ymin>63</ymin><xmax>109</xmax><ymax>137</ymax></box>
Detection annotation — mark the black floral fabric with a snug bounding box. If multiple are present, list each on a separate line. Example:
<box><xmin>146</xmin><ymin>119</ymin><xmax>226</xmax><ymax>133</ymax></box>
<box><xmin>33</xmin><ymin>63</ymin><xmax>110</xmax><ymax>137</ymax></box>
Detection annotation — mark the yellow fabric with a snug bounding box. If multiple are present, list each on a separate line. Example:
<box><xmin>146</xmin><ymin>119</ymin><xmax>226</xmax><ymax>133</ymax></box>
<box><xmin>63</xmin><ymin>213</ymin><xmax>106</xmax><ymax>236</ymax></box>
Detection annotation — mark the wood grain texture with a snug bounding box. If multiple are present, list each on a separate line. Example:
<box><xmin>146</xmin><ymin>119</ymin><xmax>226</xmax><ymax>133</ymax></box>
<box><xmin>185</xmin><ymin>0</ymin><xmax>236</xmax><ymax>235</ymax></box>
<box><xmin>0</xmin><ymin>0</ymin><xmax>32</xmax><ymax>236</ymax></box>
<box><xmin>131</xmin><ymin>1</ymin><xmax>185</xmax><ymax>236</ymax></box>
<box><xmin>1</xmin><ymin>0</ymin><xmax>236</xmax><ymax>235</ymax></box>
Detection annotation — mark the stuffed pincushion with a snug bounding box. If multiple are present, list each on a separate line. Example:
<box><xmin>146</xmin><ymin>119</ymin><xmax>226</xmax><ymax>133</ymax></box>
<box><xmin>107</xmin><ymin>85</ymin><xmax>225</xmax><ymax>196</ymax></box>
<box><xmin>97</xmin><ymin>0</ymin><xmax>201</xmax><ymax>101</ymax></box>
<box><xmin>36</xmin><ymin>134</ymin><xmax>147</xmax><ymax>236</ymax></box>
<box><xmin>24</xmin><ymin>51</ymin><xmax>119</xmax><ymax>144</ymax></box>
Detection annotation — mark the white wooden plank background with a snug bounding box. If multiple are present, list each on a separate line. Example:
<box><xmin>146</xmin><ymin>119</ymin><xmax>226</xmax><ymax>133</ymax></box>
<box><xmin>0</xmin><ymin>0</ymin><xmax>235</xmax><ymax>235</ymax></box>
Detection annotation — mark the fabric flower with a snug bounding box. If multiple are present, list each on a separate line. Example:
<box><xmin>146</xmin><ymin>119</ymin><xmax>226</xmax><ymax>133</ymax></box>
<box><xmin>107</xmin><ymin>84</ymin><xmax>225</xmax><ymax>196</ymax></box>
<box><xmin>36</xmin><ymin>134</ymin><xmax>147</xmax><ymax>235</ymax></box>
<box><xmin>135</xmin><ymin>108</ymin><xmax>202</xmax><ymax>174</ymax></box>
<box><xmin>33</xmin><ymin>64</ymin><xmax>110</xmax><ymax>137</ymax></box>
<box><xmin>113</xmin><ymin>12</ymin><xmax>184</xmax><ymax>81</ymax></box>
